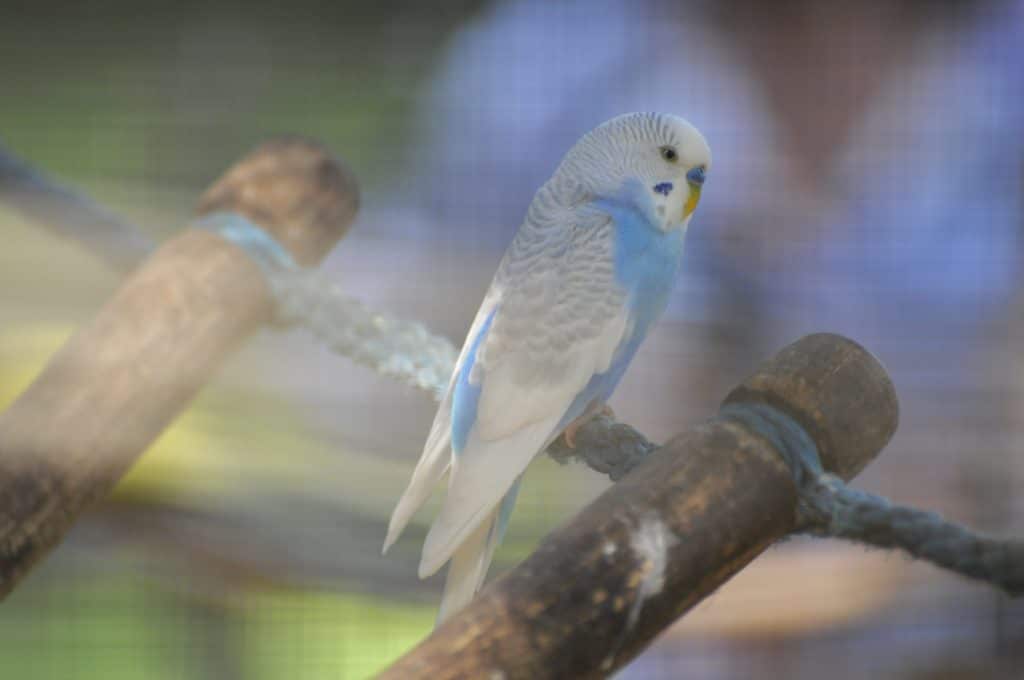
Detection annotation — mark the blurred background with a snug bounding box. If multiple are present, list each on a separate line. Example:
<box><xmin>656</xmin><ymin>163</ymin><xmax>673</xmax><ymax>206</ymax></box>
<box><xmin>1</xmin><ymin>0</ymin><xmax>1023</xmax><ymax>677</ymax></box>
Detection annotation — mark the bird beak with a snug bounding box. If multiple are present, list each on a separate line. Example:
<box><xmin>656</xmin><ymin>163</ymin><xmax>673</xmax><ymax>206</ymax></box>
<box><xmin>683</xmin><ymin>184</ymin><xmax>701</xmax><ymax>218</ymax></box>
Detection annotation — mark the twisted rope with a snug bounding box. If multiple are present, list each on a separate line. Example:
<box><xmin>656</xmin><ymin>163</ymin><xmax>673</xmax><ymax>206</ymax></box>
<box><xmin>270</xmin><ymin>271</ymin><xmax>457</xmax><ymax>397</ymax></box>
<box><xmin>799</xmin><ymin>475</ymin><xmax>1024</xmax><ymax>595</ymax></box>
<box><xmin>546</xmin><ymin>414</ymin><xmax>656</xmax><ymax>481</ymax></box>
<box><xmin>197</xmin><ymin>212</ymin><xmax>457</xmax><ymax>397</ymax></box>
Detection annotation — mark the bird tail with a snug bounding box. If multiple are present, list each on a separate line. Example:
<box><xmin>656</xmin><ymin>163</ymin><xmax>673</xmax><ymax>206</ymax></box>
<box><xmin>383</xmin><ymin>390</ymin><xmax>456</xmax><ymax>554</ymax></box>
<box><xmin>436</xmin><ymin>480</ymin><xmax>521</xmax><ymax>625</ymax></box>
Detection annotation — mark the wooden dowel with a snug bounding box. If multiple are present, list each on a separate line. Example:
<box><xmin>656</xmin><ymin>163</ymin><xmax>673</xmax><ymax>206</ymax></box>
<box><xmin>0</xmin><ymin>138</ymin><xmax>358</xmax><ymax>599</ymax></box>
<box><xmin>378</xmin><ymin>333</ymin><xmax>899</xmax><ymax>680</ymax></box>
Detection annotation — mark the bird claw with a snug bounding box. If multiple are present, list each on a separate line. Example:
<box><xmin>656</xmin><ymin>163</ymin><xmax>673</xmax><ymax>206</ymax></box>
<box><xmin>562</xmin><ymin>404</ymin><xmax>616</xmax><ymax>449</ymax></box>
<box><xmin>564</xmin><ymin>421</ymin><xmax>582</xmax><ymax>449</ymax></box>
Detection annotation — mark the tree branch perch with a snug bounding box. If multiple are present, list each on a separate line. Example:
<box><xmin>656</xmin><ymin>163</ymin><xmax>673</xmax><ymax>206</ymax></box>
<box><xmin>0</xmin><ymin>139</ymin><xmax>358</xmax><ymax>599</ymax></box>
<box><xmin>379</xmin><ymin>333</ymin><xmax>900</xmax><ymax>680</ymax></box>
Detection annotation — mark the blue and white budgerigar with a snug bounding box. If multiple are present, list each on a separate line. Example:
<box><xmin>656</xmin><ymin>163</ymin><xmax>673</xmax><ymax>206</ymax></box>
<box><xmin>383</xmin><ymin>112</ymin><xmax>710</xmax><ymax>622</ymax></box>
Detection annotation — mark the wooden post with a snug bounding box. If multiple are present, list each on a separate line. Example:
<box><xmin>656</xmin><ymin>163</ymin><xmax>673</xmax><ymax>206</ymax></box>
<box><xmin>0</xmin><ymin>138</ymin><xmax>358</xmax><ymax>599</ymax></box>
<box><xmin>378</xmin><ymin>333</ymin><xmax>899</xmax><ymax>680</ymax></box>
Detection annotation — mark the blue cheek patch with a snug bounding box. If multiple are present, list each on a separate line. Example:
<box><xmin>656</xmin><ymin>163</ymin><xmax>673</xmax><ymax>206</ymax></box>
<box><xmin>653</xmin><ymin>182</ymin><xmax>673</xmax><ymax>196</ymax></box>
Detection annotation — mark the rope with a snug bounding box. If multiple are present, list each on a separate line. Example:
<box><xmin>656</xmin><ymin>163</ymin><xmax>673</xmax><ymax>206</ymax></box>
<box><xmin>0</xmin><ymin>142</ymin><xmax>156</xmax><ymax>274</ymax></box>
<box><xmin>198</xmin><ymin>212</ymin><xmax>457</xmax><ymax>397</ymax></box>
<box><xmin>722</xmin><ymin>402</ymin><xmax>1024</xmax><ymax>596</ymax></box>
<box><xmin>546</xmin><ymin>400</ymin><xmax>1024</xmax><ymax>596</ymax></box>
<box><xmin>799</xmin><ymin>475</ymin><xmax>1024</xmax><ymax>595</ymax></box>
<box><xmin>546</xmin><ymin>414</ymin><xmax>657</xmax><ymax>481</ymax></box>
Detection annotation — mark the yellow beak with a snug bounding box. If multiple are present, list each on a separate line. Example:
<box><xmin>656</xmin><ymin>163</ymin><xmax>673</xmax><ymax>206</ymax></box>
<box><xmin>683</xmin><ymin>184</ymin><xmax>702</xmax><ymax>218</ymax></box>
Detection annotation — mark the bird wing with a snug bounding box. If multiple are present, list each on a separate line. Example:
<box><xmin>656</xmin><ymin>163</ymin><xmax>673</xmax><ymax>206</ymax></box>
<box><xmin>418</xmin><ymin>181</ymin><xmax>631</xmax><ymax>576</ymax></box>
<box><xmin>382</xmin><ymin>287</ymin><xmax>500</xmax><ymax>554</ymax></box>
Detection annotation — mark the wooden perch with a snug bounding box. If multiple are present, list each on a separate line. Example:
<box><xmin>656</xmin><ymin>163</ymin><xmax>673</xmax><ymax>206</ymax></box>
<box><xmin>378</xmin><ymin>333</ymin><xmax>899</xmax><ymax>680</ymax></box>
<box><xmin>0</xmin><ymin>138</ymin><xmax>358</xmax><ymax>599</ymax></box>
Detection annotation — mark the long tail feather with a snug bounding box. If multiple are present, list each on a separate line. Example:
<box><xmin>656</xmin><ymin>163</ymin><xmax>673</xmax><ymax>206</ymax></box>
<box><xmin>436</xmin><ymin>480</ymin><xmax>521</xmax><ymax>624</ymax></box>
<box><xmin>383</xmin><ymin>415</ymin><xmax>452</xmax><ymax>553</ymax></box>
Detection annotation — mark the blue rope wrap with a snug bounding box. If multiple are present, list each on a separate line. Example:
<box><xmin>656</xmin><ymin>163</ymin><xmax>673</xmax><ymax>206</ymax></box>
<box><xmin>718</xmin><ymin>402</ymin><xmax>824</xmax><ymax>487</ymax></box>
<box><xmin>195</xmin><ymin>212</ymin><xmax>297</xmax><ymax>272</ymax></box>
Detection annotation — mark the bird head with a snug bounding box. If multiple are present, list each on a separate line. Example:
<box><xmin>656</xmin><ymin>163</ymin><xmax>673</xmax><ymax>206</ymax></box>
<box><xmin>559</xmin><ymin>112</ymin><xmax>711</xmax><ymax>232</ymax></box>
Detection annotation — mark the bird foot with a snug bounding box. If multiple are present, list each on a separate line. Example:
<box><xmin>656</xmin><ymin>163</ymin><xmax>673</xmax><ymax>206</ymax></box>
<box><xmin>563</xmin><ymin>404</ymin><xmax>616</xmax><ymax>449</ymax></box>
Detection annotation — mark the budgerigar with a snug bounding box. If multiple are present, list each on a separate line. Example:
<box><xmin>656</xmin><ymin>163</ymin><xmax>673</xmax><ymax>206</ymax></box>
<box><xmin>383</xmin><ymin>112</ymin><xmax>711</xmax><ymax>623</ymax></box>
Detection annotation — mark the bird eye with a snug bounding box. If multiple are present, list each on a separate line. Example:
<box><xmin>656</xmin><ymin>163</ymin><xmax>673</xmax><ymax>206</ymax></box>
<box><xmin>659</xmin><ymin>146</ymin><xmax>678</xmax><ymax>163</ymax></box>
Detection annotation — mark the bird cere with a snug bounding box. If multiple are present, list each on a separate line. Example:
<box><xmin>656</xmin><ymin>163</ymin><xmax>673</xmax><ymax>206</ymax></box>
<box><xmin>383</xmin><ymin>112</ymin><xmax>711</xmax><ymax>622</ymax></box>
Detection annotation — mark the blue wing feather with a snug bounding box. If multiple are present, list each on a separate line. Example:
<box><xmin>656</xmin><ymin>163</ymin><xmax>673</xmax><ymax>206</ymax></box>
<box><xmin>451</xmin><ymin>307</ymin><xmax>497</xmax><ymax>455</ymax></box>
